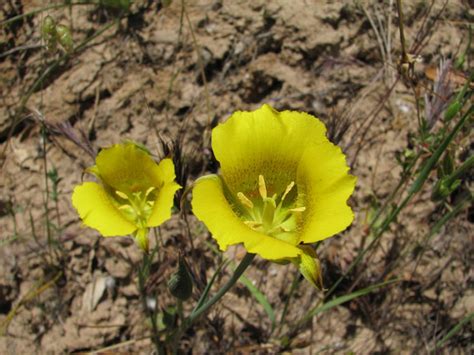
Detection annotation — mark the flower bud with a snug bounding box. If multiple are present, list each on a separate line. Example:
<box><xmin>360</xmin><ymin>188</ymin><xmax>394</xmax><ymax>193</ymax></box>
<box><xmin>168</xmin><ymin>256</ymin><xmax>193</xmax><ymax>301</ymax></box>
<box><xmin>55</xmin><ymin>24</ymin><xmax>73</xmax><ymax>53</ymax></box>
<box><xmin>41</xmin><ymin>16</ymin><xmax>57</xmax><ymax>51</ymax></box>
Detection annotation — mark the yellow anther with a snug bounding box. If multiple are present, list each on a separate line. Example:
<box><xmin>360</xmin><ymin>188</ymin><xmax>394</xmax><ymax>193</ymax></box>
<box><xmin>145</xmin><ymin>186</ymin><xmax>156</xmax><ymax>198</ymax></box>
<box><xmin>237</xmin><ymin>192</ymin><xmax>254</xmax><ymax>209</ymax></box>
<box><xmin>118</xmin><ymin>204</ymin><xmax>135</xmax><ymax>217</ymax></box>
<box><xmin>115</xmin><ymin>190</ymin><xmax>129</xmax><ymax>200</ymax></box>
<box><xmin>290</xmin><ymin>206</ymin><xmax>306</xmax><ymax>212</ymax></box>
<box><xmin>244</xmin><ymin>221</ymin><xmax>262</xmax><ymax>228</ymax></box>
<box><xmin>258</xmin><ymin>175</ymin><xmax>267</xmax><ymax>199</ymax></box>
<box><xmin>281</xmin><ymin>181</ymin><xmax>295</xmax><ymax>202</ymax></box>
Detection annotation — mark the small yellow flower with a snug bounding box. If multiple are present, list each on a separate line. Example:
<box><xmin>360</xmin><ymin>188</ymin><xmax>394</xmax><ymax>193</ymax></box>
<box><xmin>72</xmin><ymin>142</ymin><xmax>181</xmax><ymax>251</ymax></box>
<box><xmin>191</xmin><ymin>104</ymin><xmax>356</xmax><ymax>287</ymax></box>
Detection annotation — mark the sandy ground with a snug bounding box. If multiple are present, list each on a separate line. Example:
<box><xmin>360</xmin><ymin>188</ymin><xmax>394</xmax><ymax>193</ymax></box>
<box><xmin>0</xmin><ymin>0</ymin><xmax>473</xmax><ymax>353</ymax></box>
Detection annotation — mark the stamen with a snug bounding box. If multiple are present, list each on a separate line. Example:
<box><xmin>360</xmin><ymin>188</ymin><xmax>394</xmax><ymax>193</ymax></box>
<box><xmin>281</xmin><ymin>181</ymin><xmax>295</xmax><ymax>203</ymax></box>
<box><xmin>115</xmin><ymin>190</ymin><xmax>129</xmax><ymax>200</ymax></box>
<box><xmin>258</xmin><ymin>175</ymin><xmax>267</xmax><ymax>199</ymax></box>
<box><xmin>237</xmin><ymin>192</ymin><xmax>254</xmax><ymax>209</ymax></box>
<box><xmin>279</xmin><ymin>225</ymin><xmax>291</xmax><ymax>232</ymax></box>
<box><xmin>145</xmin><ymin>186</ymin><xmax>156</xmax><ymax>198</ymax></box>
<box><xmin>289</xmin><ymin>206</ymin><xmax>306</xmax><ymax>212</ymax></box>
<box><xmin>244</xmin><ymin>221</ymin><xmax>262</xmax><ymax>228</ymax></box>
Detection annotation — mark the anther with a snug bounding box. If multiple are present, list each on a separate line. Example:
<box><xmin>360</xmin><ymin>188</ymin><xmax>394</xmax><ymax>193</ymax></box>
<box><xmin>244</xmin><ymin>221</ymin><xmax>262</xmax><ymax>229</ymax></box>
<box><xmin>115</xmin><ymin>190</ymin><xmax>129</xmax><ymax>200</ymax></box>
<box><xmin>281</xmin><ymin>181</ymin><xmax>295</xmax><ymax>203</ymax></box>
<box><xmin>145</xmin><ymin>187</ymin><xmax>156</xmax><ymax>198</ymax></box>
<box><xmin>258</xmin><ymin>175</ymin><xmax>267</xmax><ymax>199</ymax></box>
<box><xmin>237</xmin><ymin>192</ymin><xmax>254</xmax><ymax>209</ymax></box>
<box><xmin>289</xmin><ymin>206</ymin><xmax>306</xmax><ymax>212</ymax></box>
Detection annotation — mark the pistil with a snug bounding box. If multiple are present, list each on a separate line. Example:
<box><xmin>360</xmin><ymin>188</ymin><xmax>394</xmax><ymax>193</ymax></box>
<box><xmin>115</xmin><ymin>187</ymin><xmax>156</xmax><ymax>228</ymax></box>
<box><xmin>235</xmin><ymin>175</ymin><xmax>306</xmax><ymax>241</ymax></box>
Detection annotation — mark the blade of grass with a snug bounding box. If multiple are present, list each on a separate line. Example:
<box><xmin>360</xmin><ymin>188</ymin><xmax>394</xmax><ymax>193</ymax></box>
<box><xmin>327</xmin><ymin>103</ymin><xmax>473</xmax><ymax>301</ymax></box>
<box><xmin>194</xmin><ymin>259</ymin><xmax>230</xmax><ymax>311</ymax></box>
<box><xmin>1</xmin><ymin>19</ymin><xmax>118</xmax><ymax>164</ymax></box>
<box><xmin>0</xmin><ymin>2</ymin><xmax>99</xmax><ymax>28</ymax></box>
<box><xmin>198</xmin><ymin>244</ymin><xmax>277</xmax><ymax>330</ymax></box>
<box><xmin>409</xmin><ymin>103</ymin><xmax>473</xmax><ymax>194</ymax></box>
<box><xmin>435</xmin><ymin>312</ymin><xmax>474</xmax><ymax>350</ymax></box>
<box><xmin>0</xmin><ymin>271</ymin><xmax>62</xmax><ymax>335</ymax></box>
<box><xmin>275</xmin><ymin>271</ymin><xmax>300</xmax><ymax>336</ymax></box>
<box><xmin>297</xmin><ymin>278</ymin><xmax>399</xmax><ymax>327</ymax></box>
<box><xmin>239</xmin><ymin>274</ymin><xmax>276</xmax><ymax>332</ymax></box>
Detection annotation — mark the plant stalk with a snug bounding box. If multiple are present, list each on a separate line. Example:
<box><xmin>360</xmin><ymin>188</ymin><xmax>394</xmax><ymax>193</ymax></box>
<box><xmin>171</xmin><ymin>253</ymin><xmax>255</xmax><ymax>350</ymax></box>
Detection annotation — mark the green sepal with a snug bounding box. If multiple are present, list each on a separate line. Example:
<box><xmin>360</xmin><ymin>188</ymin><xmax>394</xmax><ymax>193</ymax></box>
<box><xmin>134</xmin><ymin>228</ymin><xmax>149</xmax><ymax>252</ymax></box>
<box><xmin>292</xmin><ymin>245</ymin><xmax>323</xmax><ymax>290</ymax></box>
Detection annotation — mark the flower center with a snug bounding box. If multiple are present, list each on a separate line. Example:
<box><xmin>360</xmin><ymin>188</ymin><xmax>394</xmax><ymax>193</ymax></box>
<box><xmin>236</xmin><ymin>175</ymin><xmax>305</xmax><ymax>245</ymax></box>
<box><xmin>114</xmin><ymin>187</ymin><xmax>156</xmax><ymax>228</ymax></box>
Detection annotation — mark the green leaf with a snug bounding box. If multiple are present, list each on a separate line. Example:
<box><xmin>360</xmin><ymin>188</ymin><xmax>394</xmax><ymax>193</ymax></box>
<box><xmin>299</xmin><ymin>279</ymin><xmax>399</xmax><ymax>325</ymax></box>
<box><xmin>435</xmin><ymin>312</ymin><xmax>474</xmax><ymax>349</ymax></box>
<box><xmin>194</xmin><ymin>259</ymin><xmax>229</xmax><ymax>310</ymax></box>
<box><xmin>239</xmin><ymin>274</ymin><xmax>276</xmax><ymax>332</ymax></box>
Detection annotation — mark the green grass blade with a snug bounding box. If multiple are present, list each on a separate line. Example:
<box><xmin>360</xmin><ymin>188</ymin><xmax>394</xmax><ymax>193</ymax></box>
<box><xmin>194</xmin><ymin>259</ymin><xmax>230</xmax><ymax>311</ymax></box>
<box><xmin>435</xmin><ymin>312</ymin><xmax>474</xmax><ymax>349</ymax></box>
<box><xmin>410</xmin><ymin>103</ymin><xmax>473</xmax><ymax>194</ymax></box>
<box><xmin>239</xmin><ymin>274</ymin><xmax>276</xmax><ymax>332</ymax></box>
<box><xmin>299</xmin><ymin>279</ymin><xmax>399</xmax><ymax>326</ymax></box>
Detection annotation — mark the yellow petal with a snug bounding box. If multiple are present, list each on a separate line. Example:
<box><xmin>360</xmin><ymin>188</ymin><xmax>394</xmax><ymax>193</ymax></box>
<box><xmin>297</xmin><ymin>142</ymin><xmax>356</xmax><ymax>243</ymax></box>
<box><xmin>212</xmin><ymin>104</ymin><xmax>328</xmax><ymax>195</ymax></box>
<box><xmin>72</xmin><ymin>182</ymin><xmax>137</xmax><ymax>236</ymax></box>
<box><xmin>95</xmin><ymin>143</ymin><xmax>163</xmax><ymax>193</ymax></box>
<box><xmin>191</xmin><ymin>175</ymin><xmax>302</xmax><ymax>260</ymax></box>
<box><xmin>147</xmin><ymin>159</ymin><xmax>181</xmax><ymax>227</ymax></box>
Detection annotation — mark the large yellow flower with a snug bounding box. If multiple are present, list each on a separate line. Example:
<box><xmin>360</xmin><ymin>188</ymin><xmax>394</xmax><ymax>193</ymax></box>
<box><xmin>72</xmin><ymin>142</ymin><xmax>181</xmax><ymax>251</ymax></box>
<box><xmin>191</xmin><ymin>104</ymin><xmax>356</xmax><ymax>287</ymax></box>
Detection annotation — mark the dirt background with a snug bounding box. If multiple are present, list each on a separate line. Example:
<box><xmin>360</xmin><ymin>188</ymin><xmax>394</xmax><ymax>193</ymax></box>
<box><xmin>0</xmin><ymin>0</ymin><xmax>473</xmax><ymax>353</ymax></box>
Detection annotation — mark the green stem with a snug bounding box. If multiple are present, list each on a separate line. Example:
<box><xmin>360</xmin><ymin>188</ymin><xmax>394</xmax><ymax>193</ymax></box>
<box><xmin>0</xmin><ymin>2</ymin><xmax>97</xmax><ymax>28</ymax></box>
<box><xmin>189</xmin><ymin>253</ymin><xmax>255</xmax><ymax>322</ymax></box>
<box><xmin>293</xmin><ymin>104</ymin><xmax>473</xmax><ymax>336</ymax></box>
<box><xmin>275</xmin><ymin>271</ymin><xmax>300</xmax><ymax>335</ymax></box>
<box><xmin>409</xmin><ymin>104</ymin><xmax>473</xmax><ymax>194</ymax></box>
<box><xmin>396</xmin><ymin>0</ymin><xmax>409</xmax><ymax>63</ymax></box>
<box><xmin>171</xmin><ymin>253</ymin><xmax>255</xmax><ymax>347</ymax></box>
<box><xmin>177</xmin><ymin>299</ymin><xmax>183</xmax><ymax>324</ymax></box>
<box><xmin>445</xmin><ymin>155</ymin><xmax>474</xmax><ymax>185</ymax></box>
<box><xmin>138</xmin><ymin>253</ymin><xmax>166</xmax><ymax>355</ymax></box>
<box><xmin>41</xmin><ymin>125</ymin><xmax>52</xmax><ymax>255</ymax></box>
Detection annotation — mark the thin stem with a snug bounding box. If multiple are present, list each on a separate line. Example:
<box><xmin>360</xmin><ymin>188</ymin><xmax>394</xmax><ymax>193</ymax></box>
<box><xmin>0</xmin><ymin>2</ymin><xmax>98</xmax><ymax>28</ymax></box>
<box><xmin>138</xmin><ymin>253</ymin><xmax>166</xmax><ymax>355</ymax></box>
<box><xmin>290</xmin><ymin>104</ymin><xmax>473</xmax><ymax>337</ymax></box>
<box><xmin>171</xmin><ymin>253</ymin><xmax>255</xmax><ymax>348</ymax></box>
<box><xmin>177</xmin><ymin>299</ymin><xmax>184</xmax><ymax>324</ymax></box>
<box><xmin>183</xmin><ymin>0</ymin><xmax>211</xmax><ymax>126</ymax></box>
<box><xmin>445</xmin><ymin>155</ymin><xmax>474</xmax><ymax>185</ymax></box>
<box><xmin>189</xmin><ymin>253</ymin><xmax>255</xmax><ymax>322</ymax></box>
<box><xmin>275</xmin><ymin>270</ymin><xmax>300</xmax><ymax>335</ymax></box>
<box><xmin>41</xmin><ymin>125</ymin><xmax>52</xmax><ymax>254</ymax></box>
<box><xmin>396</xmin><ymin>0</ymin><xmax>409</xmax><ymax>63</ymax></box>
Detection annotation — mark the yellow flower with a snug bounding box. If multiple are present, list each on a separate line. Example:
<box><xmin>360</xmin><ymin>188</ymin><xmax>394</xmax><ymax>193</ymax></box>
<box><xmin>191</xmin><ymin>104</ymin><xmax>356</xmax><ymax>287</ymax></box>
<box><xmin>72</xmin><ymin>142</ymin><xmax>181</xmax><ymax>251</ymax></box>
